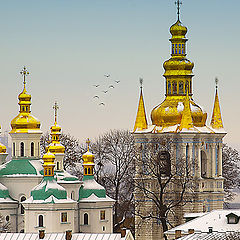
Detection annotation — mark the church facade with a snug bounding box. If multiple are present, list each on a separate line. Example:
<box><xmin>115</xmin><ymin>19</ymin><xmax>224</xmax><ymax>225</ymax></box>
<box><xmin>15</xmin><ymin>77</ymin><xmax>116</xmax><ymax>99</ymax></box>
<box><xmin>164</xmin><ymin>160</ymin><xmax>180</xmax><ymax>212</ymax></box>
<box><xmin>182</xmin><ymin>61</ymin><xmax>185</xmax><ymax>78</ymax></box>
<box><xmin>0</xmin><ymin>67</ymin><xmax>115</xmax><ymax>233</ymax></box>
<box><xmin>133</xmin><ymin>4</ymin><xmax>226</xmax><ymax>240</ymax></box>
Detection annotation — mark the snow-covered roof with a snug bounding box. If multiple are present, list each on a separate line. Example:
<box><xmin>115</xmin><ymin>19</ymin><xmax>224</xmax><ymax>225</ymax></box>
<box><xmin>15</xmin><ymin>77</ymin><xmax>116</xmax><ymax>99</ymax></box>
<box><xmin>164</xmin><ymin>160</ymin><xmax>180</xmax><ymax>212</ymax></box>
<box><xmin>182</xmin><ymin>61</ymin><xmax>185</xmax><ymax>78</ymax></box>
<box><xmin>79</xmin><ymin>193</ymin><xmax>115</xmax><ymax>203</ymax></box>
<box><xmin>179</xmin><ymin>232</ymin><xmax>239</xmax><ymax>240</ymax></box>
<box><xmin>0</xmin><ymin>231</ymin><xmax>133</xmax><ymax>240</ymax></box>
<box><xmin>24</xmin><ymin>195</ymin><xmax>75</xmax><ymax>204</ymax></box>
<box><xmin>134</xmin><ymin>124</ymin><xmax>227</xmax><ymax>134</ymax></box>
<box><xmin>166</xmin><ymin>209</ymin><xmax>240</xmax><ymax>234</ymax></box>
<box><xmin>56</xmin><ymin>170</ymin><xmax>80</xmax><ymax>183</ymax></box>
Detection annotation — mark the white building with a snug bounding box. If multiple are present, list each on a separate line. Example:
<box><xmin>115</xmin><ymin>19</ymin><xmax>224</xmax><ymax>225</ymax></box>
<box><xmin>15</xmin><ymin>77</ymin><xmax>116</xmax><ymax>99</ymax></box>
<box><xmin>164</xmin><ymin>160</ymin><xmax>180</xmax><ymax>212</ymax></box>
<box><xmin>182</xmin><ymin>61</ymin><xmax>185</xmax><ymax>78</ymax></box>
<box><xmin>0</xmin><ymin>67</ymin><xmax>115</xmax><ymax>234</ymax></box>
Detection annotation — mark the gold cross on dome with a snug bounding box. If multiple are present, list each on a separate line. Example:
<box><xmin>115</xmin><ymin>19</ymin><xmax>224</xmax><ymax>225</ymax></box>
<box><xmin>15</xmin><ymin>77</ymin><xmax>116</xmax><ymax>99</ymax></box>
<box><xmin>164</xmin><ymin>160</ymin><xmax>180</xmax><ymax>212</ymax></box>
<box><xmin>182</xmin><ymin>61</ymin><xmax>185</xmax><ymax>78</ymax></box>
<box><xmin>20</xmin><ymin>66</ymin><xmax>29</xmax><ymax>88</ymax></box>
<box><xmin>86</xmin><ymin>138</ymin><xmax>91</xmax><ymax>151</ymax></box>
<box><xmin>53</xmin><ymin>101</ymin><xmax>59</xmax><ymax>123</ymax></box>
<box><xmin>175</xmin><ymin>0</ymin><xmax>182</xmax><ymax>21</ymax></box>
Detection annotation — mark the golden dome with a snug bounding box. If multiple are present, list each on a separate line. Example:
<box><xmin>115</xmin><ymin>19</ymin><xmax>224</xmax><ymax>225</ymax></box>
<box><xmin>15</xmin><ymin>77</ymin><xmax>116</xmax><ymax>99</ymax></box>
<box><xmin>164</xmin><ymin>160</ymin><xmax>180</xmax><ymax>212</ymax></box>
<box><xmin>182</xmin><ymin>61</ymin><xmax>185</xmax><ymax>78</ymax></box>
<box><xmin>82</xmin><ymin>150</ymin><xmax>95</xmax><ymax>164</ymax></box>
<box><xmin>43</xmin><ymin>151</ymin><xmax>55</xmax><ymax>166</ymax></box>
<box><xmin>10</xmin><ymin>68</ymin><xmax>41</xmax><ymax>134</ymax></box>
<box><xmin>151</xmin><ymin>96</ymin><xmax>207</xmax><ymax>127</ymax></box>
<box><xmin>0</xmin><ymin>143</ymin><xmax>7</xmax><ymax>154</ymax></box>
<box><xmin>170</xmin><ymin>20</ymin><xmax>187</xmax><ymax>39</ymax></box>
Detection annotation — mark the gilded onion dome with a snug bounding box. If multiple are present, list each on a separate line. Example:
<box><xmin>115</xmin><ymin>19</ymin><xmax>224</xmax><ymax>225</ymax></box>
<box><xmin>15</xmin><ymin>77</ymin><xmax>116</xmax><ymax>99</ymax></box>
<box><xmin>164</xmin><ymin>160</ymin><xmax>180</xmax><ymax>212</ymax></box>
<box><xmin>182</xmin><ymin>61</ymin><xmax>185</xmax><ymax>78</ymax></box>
<box><xmin>0</xmin><ymin>143</ymin><xmax>6</xmax><ymax>154</ymax></box>
<box><xmin>10</xmin><ymin>67</ymin><xmax>41</xmax><ymax>134</ymax></box>
<box><xmin>151</xmin><ymin>17</ymin><xmax>207</xmax><ymax>127</ymax></box>
<box><xmin>47</xmin><ymin>102</ymin><xmax>65</xmax><ymax>154</ymax></box>
<box><xmin>82</xmin><ymin>139</ymin><xmax>95</xmax><ymax>179</ymax></box>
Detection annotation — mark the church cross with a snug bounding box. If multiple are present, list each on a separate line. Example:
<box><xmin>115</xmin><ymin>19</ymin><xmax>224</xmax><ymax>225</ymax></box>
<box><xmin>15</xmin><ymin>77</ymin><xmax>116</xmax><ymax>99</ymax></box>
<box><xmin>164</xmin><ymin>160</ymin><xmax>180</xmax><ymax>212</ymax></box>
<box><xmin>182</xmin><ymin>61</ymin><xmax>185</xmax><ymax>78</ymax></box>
<box><xmin>53</xmin><ymin>101</ymin><xmax>59</xmax><ymax>123</ymax></box>
<box><xmin>175</xmin><ymin>0</ymin><xmax>182</xmax><ymax>21</ymax></box>
<box><xmin>215</xmin><ymin>77</ymin><xmax>219</xmax><ymax>89</ymax></box>
<box><xmin>20</xmin><ymin>66</ymin><xmax>29</xmax><ymax>88</ymax></box>
<box><xmin>86</xmin><ymin>138</ymin><xmax>91</xmax><ymax>151</ymax></box>
<box><xmin>139</xmin><ymin>78</ymin><xmax>143</xmax><ymax>89</ymax></box>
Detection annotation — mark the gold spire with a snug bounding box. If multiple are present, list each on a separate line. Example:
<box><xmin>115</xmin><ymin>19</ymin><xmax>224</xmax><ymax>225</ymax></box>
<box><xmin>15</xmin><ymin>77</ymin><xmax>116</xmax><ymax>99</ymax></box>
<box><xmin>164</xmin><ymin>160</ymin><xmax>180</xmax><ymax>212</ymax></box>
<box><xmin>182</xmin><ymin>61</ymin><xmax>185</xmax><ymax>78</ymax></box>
<box><xmin>133</xmin><ymin>78</ymin><xmax>148</xmax><ymax>132</ymax></box>
<box><xmin>82</xmin><ymin>138</ymin><xmax>95</xmax><ymax>176</ymax></box>
<box><xmin>10</xmin><ymin>67</ymin><xmax>41</xmax><ymax>134</ymax></box>
<box><xmin>179</xmin><ymin>87</ymin><xmax>194</xmax><ymax>131</ymax></box>
<box><xmin>47</xmin><ymin>102</ymin><xmax>65</xmax><ymax>154</ymax></box>
<box><xmin>43</xmin><ymin>150</ymin><xmax>55</xmax><ymax>177</ymax></box>
<box><xmin>211</xmin><ymin>78</ymin><xmax>224</xmax><ymax>129</ymax></box>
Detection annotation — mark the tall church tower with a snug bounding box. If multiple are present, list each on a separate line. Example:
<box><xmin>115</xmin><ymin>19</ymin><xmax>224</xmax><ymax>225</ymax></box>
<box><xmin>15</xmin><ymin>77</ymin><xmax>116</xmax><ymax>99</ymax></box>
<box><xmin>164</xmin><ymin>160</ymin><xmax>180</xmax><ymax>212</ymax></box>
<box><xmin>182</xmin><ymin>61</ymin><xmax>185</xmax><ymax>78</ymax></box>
<box><xmin>9</xmin><ymin>67</ymin><xmax>42</xmax><ymax>158</ymax></box>
<box><xmin>133</xmin><ymin>2</ymin><xmax>226</xmax><ymax>240</ymax></box>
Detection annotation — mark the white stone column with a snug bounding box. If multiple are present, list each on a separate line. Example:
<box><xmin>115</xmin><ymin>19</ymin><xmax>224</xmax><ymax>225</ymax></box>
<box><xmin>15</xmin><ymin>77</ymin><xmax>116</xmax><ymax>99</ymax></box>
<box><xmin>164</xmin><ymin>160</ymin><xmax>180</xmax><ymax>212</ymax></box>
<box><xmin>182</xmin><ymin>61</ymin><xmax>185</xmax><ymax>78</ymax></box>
<box><xmin>195</xmin><ymin>143</ymin><xmax>201</xmax><ymax>178</ymax></box>
<box><xmin>210</xmin><ymin>143</ymin><xmax>216</xmax><ymax>178</ymax></box>
<box><xmin>218</xmin><ymin>143</ymin><xmax>223</xmax><ymax>177</ymax></box>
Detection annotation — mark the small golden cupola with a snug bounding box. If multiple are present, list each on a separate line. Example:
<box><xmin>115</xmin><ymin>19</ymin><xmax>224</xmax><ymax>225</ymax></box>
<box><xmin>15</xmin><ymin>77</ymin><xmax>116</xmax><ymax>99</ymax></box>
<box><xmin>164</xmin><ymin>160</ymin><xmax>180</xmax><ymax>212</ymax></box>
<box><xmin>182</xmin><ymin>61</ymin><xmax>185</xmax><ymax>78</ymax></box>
<box><xmin>133</xmin><ymin>78</ymin><xmax>148</xmax><ymax>132</ymax></box>
<box><xmin>211</xmin><ymin>78</ymin><xmax>224</xmax><ymax>129</ymax></box>
<box><xmin>42</xmin><ymin>150</ymin><xmax>55</xmax><ymax>177</ymax></box>
<box><xmin>82</xmin><ymin>139</ymin><xmax>95</xmax><ymax>180</ymax></box>
<box><xmin>47</xmin><ymin>102</ymin><xmax>65</xmax><ymax>154</ymax></box>
<box><xmin>151</xmin><ymin>2</ymin><xmax>207</xmax><ymax>128</ymax></box>
<box><xmin>10</xmin><ymin>67</ymin><xmax>41</xmax><ymax>134</ymax></box>
<box><xmin>0</xmin><ymin>127</ymin><xmax>6</xmax><ymax>154</ymax></box>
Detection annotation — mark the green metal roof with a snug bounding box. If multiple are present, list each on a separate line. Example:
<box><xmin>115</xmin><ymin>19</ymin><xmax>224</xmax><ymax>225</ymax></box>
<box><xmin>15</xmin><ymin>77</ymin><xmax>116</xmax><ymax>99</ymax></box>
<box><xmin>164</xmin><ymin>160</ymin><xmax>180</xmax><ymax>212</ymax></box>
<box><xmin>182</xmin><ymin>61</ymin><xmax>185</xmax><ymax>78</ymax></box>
<box><xmin>31</xmin><ymin>176</ymin><xmax>67</xmax><ymax>201</ymax></box>
<box><xmin>0</xmin><ymin>158</ymin><xmax>40</xmax><ymax>176</ymax></box>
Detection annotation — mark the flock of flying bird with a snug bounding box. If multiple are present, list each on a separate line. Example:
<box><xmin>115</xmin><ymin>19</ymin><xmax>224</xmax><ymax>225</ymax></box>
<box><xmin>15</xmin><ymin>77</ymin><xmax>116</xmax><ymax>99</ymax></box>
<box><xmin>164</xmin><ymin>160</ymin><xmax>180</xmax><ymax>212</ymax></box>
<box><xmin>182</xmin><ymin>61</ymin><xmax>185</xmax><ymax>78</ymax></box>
<box><xmin>92</xmin><ymin>74</ymin><xmax>120</xmax><ymax>106</ymax></box>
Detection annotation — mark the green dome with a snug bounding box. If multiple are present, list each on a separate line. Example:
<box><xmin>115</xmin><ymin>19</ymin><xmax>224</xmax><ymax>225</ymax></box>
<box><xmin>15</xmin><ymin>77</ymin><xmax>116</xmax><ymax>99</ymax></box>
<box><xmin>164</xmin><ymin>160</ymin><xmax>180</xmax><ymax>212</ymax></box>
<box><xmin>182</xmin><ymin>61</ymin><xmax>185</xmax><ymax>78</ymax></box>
<box><xmin>31</xmin><ymin>176</ymin><xmax>67</xmax><ymax>201</ymax></box>
<box><xmin>79</xmin><ymin>177</ymin><xmax>106</xmax><ymax>201</ymax></box>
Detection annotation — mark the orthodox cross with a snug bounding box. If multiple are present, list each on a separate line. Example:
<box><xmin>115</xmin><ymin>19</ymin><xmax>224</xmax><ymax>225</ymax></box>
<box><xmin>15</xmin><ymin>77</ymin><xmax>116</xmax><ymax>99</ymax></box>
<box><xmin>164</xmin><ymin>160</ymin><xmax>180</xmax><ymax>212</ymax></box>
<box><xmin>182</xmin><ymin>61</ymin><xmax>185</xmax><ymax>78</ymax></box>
<box><xmin>175</xmin><ymin>0</ymin><xmax>182</xmax><ymax>21</ymax></box>
<box><xmin>20</xmin><ymin>66</ymin><xmax>29</xmax><ymax>88</ymax></box>
<box><xmin>215</xmin><ymin>77</ymin><xmax>219</xmax><ymax>89</ymax></box>
<box><xmin>86</xmin><ymin>138</ymin><xmax>91</xmax><ymax>151</ymax></box>
<box><xmin>139</xmin><ymin>78</ymin><xmax>143</xmax><ymax>89</ymax></box>
<box><xmin>53</xmin><ymin>101</ymin><xmax>59</xmax><ymax>123</ymax></box>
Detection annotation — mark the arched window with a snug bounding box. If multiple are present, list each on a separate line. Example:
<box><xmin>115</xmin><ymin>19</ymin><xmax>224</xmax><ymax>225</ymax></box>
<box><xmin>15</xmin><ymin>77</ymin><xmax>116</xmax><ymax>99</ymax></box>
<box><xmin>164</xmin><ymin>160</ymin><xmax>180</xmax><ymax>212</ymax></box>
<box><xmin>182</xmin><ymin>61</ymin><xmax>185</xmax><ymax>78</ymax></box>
<box><xmin>185</xmin><ymin>81</ymin><xmax>189</xmax><ymax>94</ymax></box>
<box><xmin>84</xmin><ymin>168</ymin><xmax>87</xmax><ymax>175</ymax></box>
<box><xmin>13</xmin><ymin>143</ymin><xmax>16</xmax><ymax>157</ymax></box>
<box><xmin>179</xmin><ymin>44</ymin><xmax>181</xmax><ymax>54</ymax></box>
<box><xmin>31</xmin><ymin>142</ymin><xmax>34</xmax><ymax>157</ymax></box>
<box><xmin>172</xmin><ymin>44</ymin><xmax>175</xmax><ymax>54</ymax></box>
<box><xmin>179</xmin><ymin>81</ymin><xmax>184</xmax><ymax>94</ymax></box>
<box><xmin>20</xmin><ymin>142</ymin><xmax>24</xmax><ymax>157</ymax></box>
<box><xmin>168</xmin><ymin>81</ymin><xmax>171</xmax><ymax>94</ymax></box>
<box><xmin>20</xmin><ymin>196</ymin><xmax>26</xmax><ymax>214</ymax></box>
<box><xmin>201</xmin><ymin>150</ymin><xmax>207</xmax><ymax>178</ymax></box>
<box><xmin>172</xmin><ymin>81</ymin><xmax>177</xmax><ymax>94</ymax></box>
<box><xmin>84</xmin><ymin>213</ymin><xmax>88</xmax><ymax>225</ymax></box>
<box><xmin>38</xmin><ymin>215</ymin><xmax>43</xmax><ymax>227</ymax></box>
<box><xmin>182</xmin><ymin>44</ymin><xmax>184</xmax><ymax>54</ymax></box>
<box><xmin>57</xmin><ymin>162</ymin><xmax>59</xmax><ymax>170</ymax></box>
<box><xmin>156</xmin><ymin>151</ymin><xmax>171</xmax><ymax>176</ymax></box>
<box><xmin>88</xmin><ymin>168</ymin><xmax>91</xmax><ymax>174</ymax></box>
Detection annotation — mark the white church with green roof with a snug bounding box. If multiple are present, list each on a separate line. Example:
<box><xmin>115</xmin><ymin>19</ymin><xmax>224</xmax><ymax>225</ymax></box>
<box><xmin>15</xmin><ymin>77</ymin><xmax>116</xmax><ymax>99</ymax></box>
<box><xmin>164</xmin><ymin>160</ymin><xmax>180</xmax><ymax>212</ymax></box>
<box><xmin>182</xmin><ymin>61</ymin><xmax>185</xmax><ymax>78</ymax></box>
<box><xmin>0</xmin><ymin>67</ymin><xmax>115</xmax><ymax>233</ymax></box>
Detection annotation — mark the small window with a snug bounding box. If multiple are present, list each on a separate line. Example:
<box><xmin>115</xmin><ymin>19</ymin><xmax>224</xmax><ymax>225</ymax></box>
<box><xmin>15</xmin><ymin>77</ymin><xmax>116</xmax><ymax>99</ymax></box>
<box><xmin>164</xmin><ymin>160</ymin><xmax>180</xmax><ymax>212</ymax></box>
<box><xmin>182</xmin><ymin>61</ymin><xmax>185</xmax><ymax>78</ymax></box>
<box><xmin>88</xmin><ymin>168</ymin><xmax>91</xmax><ymax>174</ymax></box>
<box><xmin>20</xmin><ymin>142</ymin><xmax>24</xmax><ymax>157</ymax></box>
<box><xmin>57</xmin><ymin>162</ymin><xmax>59</xmax><ymax>170</ymax></box>
<box><xmin>179</xmin><ymin>44</ymin><xmax>181</xmax><ymax>54</ymax></box>
<box><xmin>84</xmin><ymin>168</ymin><xmax>87</xmax><ymax>175</ymax></box>
<box><xmin>31</xmin><ymin>142</ymin><xmax>34</xmax><ymax>157</ymax></box>
<box><xmin>172</xmin><ymin>44</ymin><xmax>174</xmax><ymax>54</ymax></box>
<box><xmin>100</xmin><ymin>210</ymin><xmax>105</xmax><ymax>220</ymax></box>
<box><xmin>48</xmin><ymin>169</ymin><xmax>51</xmax><ymax>175</ymax></box>
<box><xmin>179</xmin><ymin>81</ymin><xmax>184</xmax><ymax>94</ymax></box>
<box><xmin>5</xmin><ymin>216</ymin><xmax>9</xmax><ymax>222</ymax></box>
<box><xmin>38</xmin><ymin>215</ymin><xmax>43</xmax><ymax>227</ymax></box>
<box><xmin>182</xmin><ymin>44</ymin><xmax>184</xmax><ymax>54</ymax></box>
<box><xmin>61</xmin><ymin>212</ymin><xmax>67</xmax><ymax>223</ymax></box>
<box><xmin>103</xmin><ymin>226</ymin><xmax>105</xmax><ymax>231</ymax></box>
<box><xmin>20</xmin><ymin>196</ymin><xmax>26</xmax><ymax>214</ymax></box>
<box><xmin>13</xmin><ymin>143</ymin><xmax>16</xmax><ymax>157</ymax></box>
<box><xmin>172</xmin><ymin>81</ymin><xmax>177</xmax><ymax>94</ymax></box>
<box><xmin>71</xmin><ymin>191</ymin><xmax>75</xmax><ymax>200</ymax></box>
<box><xmin>84</xmin><ymin>213</ymin><xmax>88</xmax><ymax>225</ymax></box>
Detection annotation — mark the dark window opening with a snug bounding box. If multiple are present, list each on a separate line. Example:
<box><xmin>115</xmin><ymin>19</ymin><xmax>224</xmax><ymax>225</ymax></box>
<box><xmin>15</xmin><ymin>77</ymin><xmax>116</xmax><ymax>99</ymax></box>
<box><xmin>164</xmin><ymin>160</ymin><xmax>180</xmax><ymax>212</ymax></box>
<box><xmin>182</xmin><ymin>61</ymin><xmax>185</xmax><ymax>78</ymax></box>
<box><xmin>84</xmin><ymin>213</ymin><xmax>88</xmax><ymax>225</ymax></box>
<box><xmin>20</xmin><ymin>142</ymin><xmax>24</xmax><ymax>157</ymax></box>
<box><xmin>31</xmin><ymin>142</ymin><xmax>34</xmax><ymax>157</ymax></box>
<box><xmin>20</xmin><ymin>196</ymin><xmax>26</xmax><ymax>214</ymax></box>
<box><xmin>38</xmin><ymin>215</ymin><xmax>43</xmax><ymax>227</ymax></box>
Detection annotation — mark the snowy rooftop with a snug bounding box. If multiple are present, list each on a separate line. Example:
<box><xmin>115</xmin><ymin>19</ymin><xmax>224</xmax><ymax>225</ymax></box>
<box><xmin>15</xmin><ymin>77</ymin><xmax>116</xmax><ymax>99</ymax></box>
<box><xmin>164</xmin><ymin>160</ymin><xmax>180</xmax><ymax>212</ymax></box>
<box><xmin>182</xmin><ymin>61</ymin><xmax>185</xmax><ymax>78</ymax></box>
<box><xmin>166</xmin><ymin>209</ymin><xmax>240</xmax><ymax>234</ymax></box>
<box><xmin>24</xmin><ymin>195</ymin><xmax>75</xmax><ymax>204</ymax></box>
<box><xmin>178</xmin><ymin>232</ymin><xmax>240</xmax><ymax>240</ymax></box>
<box><xmin>0</xmin><ymin>231</ymin><xmax>133</xmax><ymax>240</ymax></box>
<box><xmin>79</xmin><ymin>193</ymin><xmax>115</xmax><ymax>203</ymax></box>
<box><xmin>134</xmin><ymin>124</ymin><xmax>227</xmax><ymax>134</ymax></box>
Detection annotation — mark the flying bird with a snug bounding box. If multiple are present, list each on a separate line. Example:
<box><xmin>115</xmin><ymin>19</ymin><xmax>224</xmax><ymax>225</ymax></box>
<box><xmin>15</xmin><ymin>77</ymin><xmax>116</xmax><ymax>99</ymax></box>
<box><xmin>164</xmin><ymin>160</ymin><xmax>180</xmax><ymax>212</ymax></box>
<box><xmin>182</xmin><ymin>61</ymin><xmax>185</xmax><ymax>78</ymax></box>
<box><xmin>102</xmin><ymin>90</ymin><xmax>108</xmax><ymax>94</ymax></box>
<box><xmin>115</xmin><ymin>80</ymin><xmax>120</xmax><ymax>83</ymax></box>
<box><xmin>109</xmin><ymin>85</ymin><xmax>114</xmax><ymax>89</ymax></box>
<box><xmin>93</xmin><ymin>84</ymin><xmax>100</xmax><ymax>87</ymax></box>
<box><xmin>104</xmin><ymin>74</ymin><xmax>110</xmax><ymax>78</ymax></box>
<box><xmin>99</xmin><ymin>102</ymin><xmax>105</xmax><ymax>106</ymax></box>
<box><xmin>93</xmin><ymin>95</ymin><xmax>99</xmax><ymax>99</ymax></box>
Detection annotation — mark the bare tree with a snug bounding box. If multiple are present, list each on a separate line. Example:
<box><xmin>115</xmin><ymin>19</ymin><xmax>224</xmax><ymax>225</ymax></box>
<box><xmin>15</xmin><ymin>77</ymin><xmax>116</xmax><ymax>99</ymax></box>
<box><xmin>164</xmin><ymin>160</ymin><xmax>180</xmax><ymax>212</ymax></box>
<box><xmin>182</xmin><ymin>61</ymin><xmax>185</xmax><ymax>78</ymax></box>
<box><xmin>222</xmin><ymin>144</ymin><xmax>240</xmax><ymax>200</ymax></box>
<box><xmin>134</xmin><ymin>136</ymin><xmax>195</xmax><ymax>240</ymax></box>
<box><xmin>91</xmin><ymin>130</ymin><xmax>135</xmax><ymax>232</ymax></box>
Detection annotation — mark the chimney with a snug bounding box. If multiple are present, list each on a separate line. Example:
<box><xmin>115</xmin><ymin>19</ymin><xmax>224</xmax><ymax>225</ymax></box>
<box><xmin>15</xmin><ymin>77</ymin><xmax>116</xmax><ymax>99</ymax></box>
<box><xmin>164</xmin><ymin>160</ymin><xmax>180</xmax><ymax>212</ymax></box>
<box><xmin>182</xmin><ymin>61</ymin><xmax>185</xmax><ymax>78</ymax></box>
<box><xmin>175</xmin><ymin>230</ymin><xmax>182</xmax><ymax>239</ymax></box>
<box><xmin>66</xmin><ymin>230</ymin><xmax>72</xmax><ymax>240</ymax></box>
<box><xmin>208</xmin><ymin>227</ymin><xmax>213</xmax><ymax>233</ymax></box>
<box><xmin>188</xmin><ymin>229</ymin><xmax>194</xmax><ymax>234</ymax></box>
<box><xmin>121</xmin><ymin>228</ymin><xmax>126</xmax><ymax>238</ymax></box>
<box><xmin>39</xmin><ymin>230</ymin><xmax>45</xmax><ymax>239</ymax></box>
